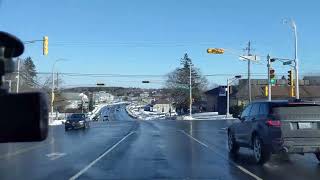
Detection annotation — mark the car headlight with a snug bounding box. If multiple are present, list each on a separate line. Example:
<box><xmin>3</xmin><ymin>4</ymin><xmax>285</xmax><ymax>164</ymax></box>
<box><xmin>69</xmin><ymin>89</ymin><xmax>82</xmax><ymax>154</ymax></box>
<box><xmin>79</xmin><ymin>120</ymin><xmax>84</xmax><ymax>124</ymax></box>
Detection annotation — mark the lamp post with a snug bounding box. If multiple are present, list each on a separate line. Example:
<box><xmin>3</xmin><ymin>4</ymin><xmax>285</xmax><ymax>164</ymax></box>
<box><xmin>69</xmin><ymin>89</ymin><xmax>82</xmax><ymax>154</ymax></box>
<box><xmin>284</xmin><ymin>19</ymin><xmax>299</xmax><ymax>99</ymax></box>
<box><xmin>226</xmin><ymin>75</ymin><xmax>241</xmax><ymax>117</ymax></box>
<box><xmin>189</xmin><ymin>61</ymin><xmax>192</xmax><ymax>118</ymax></box>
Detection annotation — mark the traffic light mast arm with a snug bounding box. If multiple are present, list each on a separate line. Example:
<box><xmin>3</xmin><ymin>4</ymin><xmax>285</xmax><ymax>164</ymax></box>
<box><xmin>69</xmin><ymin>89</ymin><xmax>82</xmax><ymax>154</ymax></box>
<box><xmin>23</xmin><ymin>39</ymin><xmax>43</xmax><ymax>44</ymax></box>
<box><xmin>270</xmin><ymin>57</ymin><xmax>295</xmax><ymax>67</ymax></box>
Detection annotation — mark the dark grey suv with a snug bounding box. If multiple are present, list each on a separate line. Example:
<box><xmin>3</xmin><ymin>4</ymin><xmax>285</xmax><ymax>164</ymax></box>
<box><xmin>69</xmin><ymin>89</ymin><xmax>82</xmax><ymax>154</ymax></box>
<box><xmin>227</xmin><ymin>101</ymin><xmax>320</xmax><ymax>164</ymax></box>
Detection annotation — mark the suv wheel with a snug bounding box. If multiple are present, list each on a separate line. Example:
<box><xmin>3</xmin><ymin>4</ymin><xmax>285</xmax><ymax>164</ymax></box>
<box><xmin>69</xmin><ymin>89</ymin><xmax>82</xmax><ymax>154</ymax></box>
<box><xmin>253</xmin><ymin>135</ymin><xmax>270</xmax><ymax>164</ymax></box>
<box><xmin>228</xmin><ymin>131</ymin><xmax>239</xmax><ymax>155</ymax></box>
<box><xmin>315</xmin><ymin>152</ymin><xmax>320</xmax><ymax>162</ymax></box>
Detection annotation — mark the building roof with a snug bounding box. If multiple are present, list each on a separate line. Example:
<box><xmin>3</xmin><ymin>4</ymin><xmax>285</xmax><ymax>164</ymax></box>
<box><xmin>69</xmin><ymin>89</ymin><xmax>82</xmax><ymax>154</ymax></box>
<box><xmin>153</xmin><ymin>99</ymin><xmax>171</xmax><ymax>105</ymax></box>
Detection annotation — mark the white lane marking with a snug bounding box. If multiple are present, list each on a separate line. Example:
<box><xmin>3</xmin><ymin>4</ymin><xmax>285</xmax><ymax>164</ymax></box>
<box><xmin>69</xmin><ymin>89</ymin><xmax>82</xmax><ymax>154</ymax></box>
<box><xmin>180</xmin><ymin>130</ymin><xmax>263</xmax><ymax>180</ymax></box>
<box><xmin>46</xmin><ymin>152</ymin><xmax>67</xmax><ymax>160</ymax></box>
<box><xmin>69</xmin><ymin>131</ymin><xmax>135</xmax><ymax>180</ymax></box>
<box><xmin>0</xmin><ymin>139</ymin><xmax>55</xmax><ymax>159</ymax></box>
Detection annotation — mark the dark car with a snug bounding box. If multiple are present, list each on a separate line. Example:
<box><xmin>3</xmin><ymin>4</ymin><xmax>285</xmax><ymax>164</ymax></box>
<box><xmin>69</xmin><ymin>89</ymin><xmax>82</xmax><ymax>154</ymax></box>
<box><xmin>65</xmin><ymin>113</ymin><xmax>90</xmax><ymax>131</ymax></box>
<box><xmin>103</xmin><ymin>115</ymin><xmax>109</xmax><ymax>121</ymax></box>
<box><xmin>227</xmin><ymin>101</ymin><xmax>320</xmax><ymax>164</ymax></box>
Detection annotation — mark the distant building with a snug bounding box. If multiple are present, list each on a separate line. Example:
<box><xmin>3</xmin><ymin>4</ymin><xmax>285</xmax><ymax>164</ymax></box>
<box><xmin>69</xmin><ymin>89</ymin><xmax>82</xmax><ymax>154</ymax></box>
<box><xmin>205</xmin><ymin>78</ymin><xmax>320</xmax><ymax>115</ymax></box>
<box><xmin>57</xmin><ymin>92</ymin><xmax>89</xmax><ymax>113</ymax></box>
<box><xmin>94</xmin><ymin>92</ymin><xmax>114</xmax><ymax>104</ymax></box>
<box><xmin>140</xmin><ymin>92</ymin><xmax>150</xmax><ymax>98</ymax></box>
<box><xmin>152</xmin><ymin>99</ymin><xmax>174</xmax><ymax>114</ymax></box>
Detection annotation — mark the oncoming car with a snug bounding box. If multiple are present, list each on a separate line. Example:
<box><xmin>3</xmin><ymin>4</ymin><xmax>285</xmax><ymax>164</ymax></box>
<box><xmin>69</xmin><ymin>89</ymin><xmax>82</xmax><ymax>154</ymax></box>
<box><xmin>65</xmin><ymin>113</ymin><xmax>90</xmax><ymax>131</ymax></box>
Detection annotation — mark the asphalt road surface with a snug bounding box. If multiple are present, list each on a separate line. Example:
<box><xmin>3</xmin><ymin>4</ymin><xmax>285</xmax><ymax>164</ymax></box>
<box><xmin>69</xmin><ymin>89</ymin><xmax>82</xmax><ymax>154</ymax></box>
<box><xmin>0</xmin><ymin>104</ymin><xmax>320</xmax><ymax>180</ymax></box>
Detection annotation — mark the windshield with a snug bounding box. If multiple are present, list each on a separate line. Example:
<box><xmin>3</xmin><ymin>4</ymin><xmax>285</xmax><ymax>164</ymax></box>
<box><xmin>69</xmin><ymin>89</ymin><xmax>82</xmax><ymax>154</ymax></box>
<box><xmin>1</xmin><ymin>1</ymin><xmax>320</xmax><ymax>180</ymax></box>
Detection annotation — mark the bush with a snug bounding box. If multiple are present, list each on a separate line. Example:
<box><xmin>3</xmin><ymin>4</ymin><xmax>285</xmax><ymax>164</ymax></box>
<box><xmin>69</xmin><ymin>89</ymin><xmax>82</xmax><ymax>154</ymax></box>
<box><xmin>230</xmin><ymin>104</ymin><xmax>244</xmax><ymax>118</ymax></box>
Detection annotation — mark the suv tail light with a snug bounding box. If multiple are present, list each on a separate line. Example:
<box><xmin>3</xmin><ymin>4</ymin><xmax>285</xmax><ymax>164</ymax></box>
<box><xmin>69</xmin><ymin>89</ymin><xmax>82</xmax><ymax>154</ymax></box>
<box><xmin>266</xmin><ymin>120</ymin><xmax>281</xmax><ymax>127</ymax></box>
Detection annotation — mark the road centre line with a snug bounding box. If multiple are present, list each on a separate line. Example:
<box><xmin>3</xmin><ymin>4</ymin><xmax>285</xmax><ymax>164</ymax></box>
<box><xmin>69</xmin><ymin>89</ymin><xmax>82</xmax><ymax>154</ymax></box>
<box><xmin>180</xmin><ymin>130</ymin><xmax>263</xmax><ymax>180</ymax></box>
<box><xmin>69</xmin><ymin>131</ymin><xmax>135</xmax><ymax>180</ymax></box>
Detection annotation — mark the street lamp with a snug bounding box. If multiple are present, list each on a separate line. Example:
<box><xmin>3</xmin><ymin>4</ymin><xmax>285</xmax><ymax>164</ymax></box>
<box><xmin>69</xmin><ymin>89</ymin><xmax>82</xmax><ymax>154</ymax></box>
<box><xmin>51</xmin><ymin>58</ymin><xmax>68</xmax><ymax>121</ymax></box>
<box><xmin>226</xmin><ymin>75</ymin><xmax>241</xmax><ymax>117</ymax></box>
<box><xmin>283</xmin><ymin>19</ymin><xmax>299</xmax><ymax>99</ymax></box>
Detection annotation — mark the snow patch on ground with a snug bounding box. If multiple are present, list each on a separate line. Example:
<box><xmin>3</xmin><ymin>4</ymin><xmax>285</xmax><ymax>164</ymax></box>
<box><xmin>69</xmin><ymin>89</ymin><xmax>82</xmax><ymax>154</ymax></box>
<box><xmin>126</xmin><ymin>104</ymin><xmax>172</xmax><ymax>120</ymax></box>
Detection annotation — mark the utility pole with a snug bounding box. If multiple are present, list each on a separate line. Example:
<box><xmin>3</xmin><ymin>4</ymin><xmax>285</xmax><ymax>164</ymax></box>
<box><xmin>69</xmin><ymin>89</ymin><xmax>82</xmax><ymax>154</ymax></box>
<box><xmin>56</xmin><ymin>72</ymin><xmax>59</xmax><ymax>90</ymax></box>
<box><xmin>16</xmin><ymin>58</ymin><xmax>20</xmax><ymax>93</ymax></box>
<box><xmin>189</xmin><ymin>62</ymin><xmax>192</xmax><ymax>118</ymax></box>
<box><xmin>55</xmin><ymin>72</ymin><xmax>59</xmax><ymax>118</ymax></box>
<box><xmin>292</xmin><ymin>21</ymin><xmax>299</xmax><ymax>100</ymax></box>
<box><xmin>244</xmin><ymin>41</ymin><xmax>252</xmax><ymax>102</ymax></box>
<box><xmin>51</xmin><ymin>70</ymin><xmax>54</xmax><ymax>119</ymax></box>
<box><xmin>267</xmin><ymin>54</ymin><xmax>271</xmax><ymax>101</ymax></box>
<box><xmin>226</xmin><ymin>78</ymin><xmax>230</xmax><ymax>116</ymax></box>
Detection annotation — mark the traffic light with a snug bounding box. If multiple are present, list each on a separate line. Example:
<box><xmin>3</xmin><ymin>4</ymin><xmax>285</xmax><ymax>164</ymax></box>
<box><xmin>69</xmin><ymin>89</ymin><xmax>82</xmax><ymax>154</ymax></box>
<box><xmin>288</xmin><ymin>70</ymin><xmax>293</xmax><ymax>86</ymax></box>
<box><xmin>269</xmin><ymin>69</ymin><xmax>275</xmax><ymax>79</ymax></box>
<box><xmin>43</xmin><ymin>36</ymin><xmax>48</xmax><ymax>55</ymax></box>
<box><xmin>269</xmin><ymin>69</ymin><xmax>276</xmax><ymax>85</ymax></box>
<box><xmin>96</xmin><ymin>83</ymin><xmax>105</xmax><ymax>86</ymax></box>
<box><xmin>207</xmin><ymin>48</ymin><xmax>224</xmax><ymax>54</ymax></box>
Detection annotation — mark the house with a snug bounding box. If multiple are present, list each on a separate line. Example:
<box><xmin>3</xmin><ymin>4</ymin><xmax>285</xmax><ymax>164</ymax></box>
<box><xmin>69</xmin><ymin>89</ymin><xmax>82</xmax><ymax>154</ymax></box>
<box><xmin>93</xmin><ymin>92</ymin><xmax>114</xmax><ymax>104</ymax></box>
<box><xmin>152</xmin><ymin>99</ymin><xmax>174</xmax><ymax>114</ymax></box>
<box><xmin>205</xmin><ymin>86</ymin><xmax>234</xmax><ymax>114</ymax></box>
<box><xmin>56</xmin><ymin>92</ymin><xmax>89</xmax><ymax>113</ymax></box>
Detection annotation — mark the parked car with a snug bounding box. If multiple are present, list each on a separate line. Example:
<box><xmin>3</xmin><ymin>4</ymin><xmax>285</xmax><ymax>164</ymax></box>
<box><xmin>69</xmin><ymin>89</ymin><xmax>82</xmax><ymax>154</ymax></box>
<box><xmin>227</xmin><ymin>100</ymin><xmax>320</xmax><ymax>164</ymax></box>
<box><xmin>65</xmin><ymin>113</ymin><xmax>90</xmax><ymax>131</ymax></box>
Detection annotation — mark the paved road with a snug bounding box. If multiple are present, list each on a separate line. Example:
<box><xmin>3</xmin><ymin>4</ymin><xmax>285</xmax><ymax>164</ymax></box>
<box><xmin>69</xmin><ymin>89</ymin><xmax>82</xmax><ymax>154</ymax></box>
<box><xmin>0</xmin><ymin>105</ymin><xmax>319</xmax><ymax>180</ymax></box>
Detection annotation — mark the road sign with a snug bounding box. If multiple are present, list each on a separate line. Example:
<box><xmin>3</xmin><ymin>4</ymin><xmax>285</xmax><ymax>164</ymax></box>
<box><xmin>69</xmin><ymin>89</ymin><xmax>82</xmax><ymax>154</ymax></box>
<box><xmin>283</xmin><ymin>61</ymin><xmax>292</xmax><ymax>65</ymax></box>
<box><xmin>239</xmin><ymin>55</ymin><xmax>260</xmax><ymax>62</ymax></box>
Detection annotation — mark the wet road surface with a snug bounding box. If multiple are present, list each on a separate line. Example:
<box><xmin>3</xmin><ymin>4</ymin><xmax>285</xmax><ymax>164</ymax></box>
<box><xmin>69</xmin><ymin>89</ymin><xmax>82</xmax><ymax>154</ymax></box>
<box><xmin>0</xmin><ymin>105</ymin><xmax>319</xmax><ymax>180</ymax></box>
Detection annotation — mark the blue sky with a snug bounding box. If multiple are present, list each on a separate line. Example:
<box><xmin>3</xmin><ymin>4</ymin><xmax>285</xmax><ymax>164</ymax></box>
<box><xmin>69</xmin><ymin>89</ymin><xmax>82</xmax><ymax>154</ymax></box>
<box><xmin>1</xmin><ymin>0</ymin><xmax>320</xmax><ymax>88</ymax></box>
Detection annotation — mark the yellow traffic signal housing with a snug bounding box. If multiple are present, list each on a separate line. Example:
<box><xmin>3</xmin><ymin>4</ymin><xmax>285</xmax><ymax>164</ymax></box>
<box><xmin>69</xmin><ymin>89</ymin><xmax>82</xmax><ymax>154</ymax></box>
<box><xmin>269</xmin><ymin>69</ymin><xmax>275</xmax><ymax>79</ymax></box>
<box><xmin>207</xmin><ymin>48</ymin><xmax>224</xmax><ymax>54</ymax></box>
<box><xmin>288</xmin><ymin>70</ymin><xmax>294</xmax><ymax>86</ymax></box>
<box><xmin>43</xmin><ymin>36</ymin><xmax>48</xmax><ymax>55</ymax></box>
<box><xmin>264</xmin><ymin>86</ymin><xmax>268</xmax><ymax>97</ymax></box>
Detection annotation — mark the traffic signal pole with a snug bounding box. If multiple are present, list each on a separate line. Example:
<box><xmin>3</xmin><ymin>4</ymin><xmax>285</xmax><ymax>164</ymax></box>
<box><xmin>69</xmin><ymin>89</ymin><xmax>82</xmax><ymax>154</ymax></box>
<box><xmin>267</xmin><ymin>54</ymin><xmax>271</xmax><ymax>101</ymax></box>
<box><xmin>292</xmin><ymin>21</ymin><xmax>300</xmax><ymax>100</ymax></box>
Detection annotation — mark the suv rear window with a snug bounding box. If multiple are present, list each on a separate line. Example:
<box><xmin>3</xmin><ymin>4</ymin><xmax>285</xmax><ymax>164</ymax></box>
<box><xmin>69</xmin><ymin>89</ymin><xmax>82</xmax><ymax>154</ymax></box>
<box><xmin>272</xmin><ymin>103</ymin><xmax>320</xmax><ymax>120</ymax></box>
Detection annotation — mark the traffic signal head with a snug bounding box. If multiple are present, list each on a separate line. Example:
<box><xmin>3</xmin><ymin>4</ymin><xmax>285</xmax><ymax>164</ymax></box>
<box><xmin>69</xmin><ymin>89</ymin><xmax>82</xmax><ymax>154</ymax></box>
<box><xmin>288</xmin><ymin>70</ymin><xmax>293</xmax><ymax>86</ymax></box>
<box><xmin>269</xmin><ymin>69</ymin><xmax>275</xmax><ymax>79</ymax></box>
<box><xmin>207</xmin><ymin>48</ymin><xmax>224</xmax><ymax>54</ymax></box>
<box><xmin>43</xmin><ymin>36</ymin><xmax>48</xmax><ymax>56</ymax></box>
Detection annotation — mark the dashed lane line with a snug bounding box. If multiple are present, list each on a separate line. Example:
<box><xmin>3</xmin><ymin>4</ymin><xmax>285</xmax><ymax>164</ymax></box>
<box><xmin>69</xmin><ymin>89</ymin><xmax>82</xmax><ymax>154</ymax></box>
<box><xmin>69</xmin><ymin>131</ymin><xmax>135</xmax><ymax>180</ymax></box>
<box><xmin>180</xmin><ymin>130</ymin><xmax>263</xmax><ymax>180</ymax></box>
